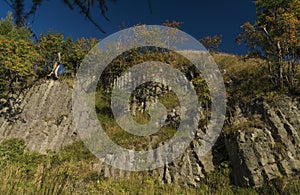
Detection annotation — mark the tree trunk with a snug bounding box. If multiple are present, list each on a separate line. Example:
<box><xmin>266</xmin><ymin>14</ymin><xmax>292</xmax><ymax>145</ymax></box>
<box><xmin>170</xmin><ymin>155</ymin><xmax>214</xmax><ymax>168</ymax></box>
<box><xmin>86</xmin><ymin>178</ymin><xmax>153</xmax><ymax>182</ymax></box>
<box><xmin>47</xmin><ymin>53</ymin><xmax>61</xmax><ymax>78</ymax></box>
<box><xmin>277</xmin><ymin>41</ymin><xmax>284</xmax><ymax>90</ymax></box>
<box><xmin>279</xmin><ymin>62</ymin><xmax>283</xmax><ymax>89</ymax></box>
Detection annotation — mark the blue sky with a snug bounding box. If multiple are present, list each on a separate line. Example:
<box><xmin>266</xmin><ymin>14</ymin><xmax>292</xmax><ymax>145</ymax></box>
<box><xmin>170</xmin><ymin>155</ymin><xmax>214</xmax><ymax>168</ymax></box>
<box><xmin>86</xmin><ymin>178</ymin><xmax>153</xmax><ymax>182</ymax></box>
<box><xmin>0</xmin><ymin>0</ymin><xmax>257</xmax><ymax>54</ymax></box>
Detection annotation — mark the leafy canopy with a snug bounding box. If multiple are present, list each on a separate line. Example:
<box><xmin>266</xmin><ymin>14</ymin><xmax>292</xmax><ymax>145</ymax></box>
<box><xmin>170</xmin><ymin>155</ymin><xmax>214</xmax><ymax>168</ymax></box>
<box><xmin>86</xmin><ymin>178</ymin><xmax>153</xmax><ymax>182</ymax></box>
<box><xmin>237</xmin><ymin>0</ymin><xmax>300</xmax><ymax>90</ymax></box>
<box><xmin>0</xmin><ymin>12</ymin><xmax>38</xmax><ymax>93</ymax></box>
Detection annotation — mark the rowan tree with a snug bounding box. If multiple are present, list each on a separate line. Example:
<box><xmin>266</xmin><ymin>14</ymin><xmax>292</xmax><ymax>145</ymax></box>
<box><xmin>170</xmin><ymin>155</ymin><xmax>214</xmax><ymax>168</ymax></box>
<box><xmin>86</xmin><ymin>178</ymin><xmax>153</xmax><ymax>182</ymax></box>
<box><xmin>237</xmin><ymin>0</ymin><xmax>300</xmax><ymax>90</ymax></box>
<box><xmin>200</xmin><ymin>35</ymin><xmax>222</xmax><ymax>52</ymax></box>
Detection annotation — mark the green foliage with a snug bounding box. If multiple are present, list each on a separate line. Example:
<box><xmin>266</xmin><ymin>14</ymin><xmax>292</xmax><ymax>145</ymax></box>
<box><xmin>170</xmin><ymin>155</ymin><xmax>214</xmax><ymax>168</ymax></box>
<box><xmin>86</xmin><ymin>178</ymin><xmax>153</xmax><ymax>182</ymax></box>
<box><xmin>0</xmin><ymin>13</ymin><xmax>98</xmax><ymax>93</ymax></box>
<box><xmin>214</xmin><ymin>53</ymin><xmax>275</xmax><ymax>105</ymax></box>
<box><xmin>36</xmin><ymin>31</ymin><xmax>98</xmax><ymax>77</ymax></box>
<box><xmin>0</xmin><ymin>138</ymin><xmax>43</xmax><ymax>180</ymax></box>
<box><xmin>0</xmin><ymin>138</ymin><xmax>299</xmax><ymax>194</ymax></box>
<box><xmin>0</xmin><ymin>12</ymin><xmax>32</xmax><ymax>39</ymax></box>
<box><xmin>55</xmin><ymin>141</ymin><xmax>96</xmax><ymax>164</ymax></box>
<box><xmin>205</xmin><ymin>161</ymin><xmax>234</xmax><ymax>194</ymax></box>
<box><xmin>0</xmin><ymin>12</ymin><xmax>38</xmax><ymax>94</ymax></box>
<box><xmin>0</xmin><ymin>138</ymin><xmax>25</xmax><ymax>164</ymax></box>
<box><xmin>67</xmin><ymin>37</ymin><xmax>98</xmax><ymax>73</ymax></box>
<box><xmin>237</xmin><ymin>0</ymin><xmax>300</xmax><ymax>90</ymax></box>
<box><xmin>0</xmin><ymin>12</ymin><xmax>14</xmax><ymax>35</ymax></box>
<box><xmin>95</xmin><ymin>90</ymin><xmax>178</xmax><ymax>150</ymax></box>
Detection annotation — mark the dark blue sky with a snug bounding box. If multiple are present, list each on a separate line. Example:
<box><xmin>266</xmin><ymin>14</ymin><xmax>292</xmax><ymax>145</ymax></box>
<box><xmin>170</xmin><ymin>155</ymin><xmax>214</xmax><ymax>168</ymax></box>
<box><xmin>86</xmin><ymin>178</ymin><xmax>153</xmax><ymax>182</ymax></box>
<box><xmin>0</xmin><ymin>0</ymin><xmax>257</xmax><ymax>54</ymax></box>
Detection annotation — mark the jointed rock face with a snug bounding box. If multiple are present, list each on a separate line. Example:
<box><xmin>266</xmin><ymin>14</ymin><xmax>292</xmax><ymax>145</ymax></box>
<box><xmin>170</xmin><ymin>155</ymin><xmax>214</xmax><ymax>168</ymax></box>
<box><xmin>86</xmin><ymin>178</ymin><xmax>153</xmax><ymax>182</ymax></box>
<box><xmin>0</xmin><ymin>80</ymin><xmax>77</xmax><ymax>153</ymax></box>
<box><xmin>225</xmin><ymin>96</ymin><xmax>300</xmax><ymax>187</ymax></box>
<box><xmin>0</xmin><ymin>80</ymin><xmax>299</xmax><ymax>187</ymax></box>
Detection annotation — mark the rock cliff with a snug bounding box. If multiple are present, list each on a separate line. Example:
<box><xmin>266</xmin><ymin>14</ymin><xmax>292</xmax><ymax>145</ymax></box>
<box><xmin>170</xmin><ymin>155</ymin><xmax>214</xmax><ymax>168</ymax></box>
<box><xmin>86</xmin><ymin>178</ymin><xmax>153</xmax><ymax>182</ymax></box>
<box><xmin>0</xmin><ymin>80</ymin><xmax>214</xmax><ymax>186</ymax></box>
<box><xmin>225</xmin><ymin>96</ymin><xmax>300</xmax><ymax>187</ymax></box>
<box><xmin>0</xmin><ymin>80</ymin><xmax>77</xmax><ymax>153</ymax></box>
<box><xmin>0</xmin><ymin>80</ymin><xmax>299</xmax><ymax>187</ymax></box>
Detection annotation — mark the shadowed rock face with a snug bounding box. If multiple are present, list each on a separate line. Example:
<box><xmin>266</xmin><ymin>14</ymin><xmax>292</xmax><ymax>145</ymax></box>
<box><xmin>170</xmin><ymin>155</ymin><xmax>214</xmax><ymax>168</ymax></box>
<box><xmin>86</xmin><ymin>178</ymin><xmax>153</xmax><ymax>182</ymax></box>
<box><xmin>0</xmin><ymin>80</ymin><xmax>78</xmax><ymax>153</ymax></box>
<box><xmin>225</xmin><ymin>96</ymin><xmax>300</xmax><ymax>187</ymax></box>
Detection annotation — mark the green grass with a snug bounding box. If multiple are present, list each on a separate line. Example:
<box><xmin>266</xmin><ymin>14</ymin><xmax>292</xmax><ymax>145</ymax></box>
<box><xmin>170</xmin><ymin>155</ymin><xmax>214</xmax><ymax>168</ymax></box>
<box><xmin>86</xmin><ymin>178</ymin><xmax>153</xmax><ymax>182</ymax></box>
<box><xmin>94</xmin><ymin>89</ymin><xmax>180</xmax><ymax>151</ymax></box>
<box><xmin>2</xmin><ymin>138</ymin><xmax>299</xmax><ymax>194</ymax></box>
<box><xmin>213</xmin><ymin>53</ymin><xmax>275</xmax><ymax>105</ymax></box>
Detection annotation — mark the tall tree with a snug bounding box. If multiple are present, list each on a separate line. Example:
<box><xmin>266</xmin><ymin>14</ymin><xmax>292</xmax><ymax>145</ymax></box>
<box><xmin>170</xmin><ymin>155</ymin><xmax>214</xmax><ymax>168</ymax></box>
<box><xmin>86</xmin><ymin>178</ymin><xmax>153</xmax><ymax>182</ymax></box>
<box><xmin>237</xmin><ymin>0</ymin><xmax>300</xmax><ymax>90</ymax></box>
<box><xmin>0</xmin><ymin>13</ymin><xmax>39</xmax><ymax>94</ymax></box>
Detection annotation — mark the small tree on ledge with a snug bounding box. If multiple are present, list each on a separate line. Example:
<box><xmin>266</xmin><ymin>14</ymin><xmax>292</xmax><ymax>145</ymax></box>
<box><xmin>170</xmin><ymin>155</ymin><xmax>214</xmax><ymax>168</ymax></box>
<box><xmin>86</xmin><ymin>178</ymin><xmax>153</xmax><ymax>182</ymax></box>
<box><xmin>200</xmin><ymin>35</ymin><xmax>222</xmax><ymax>52</ymax></box>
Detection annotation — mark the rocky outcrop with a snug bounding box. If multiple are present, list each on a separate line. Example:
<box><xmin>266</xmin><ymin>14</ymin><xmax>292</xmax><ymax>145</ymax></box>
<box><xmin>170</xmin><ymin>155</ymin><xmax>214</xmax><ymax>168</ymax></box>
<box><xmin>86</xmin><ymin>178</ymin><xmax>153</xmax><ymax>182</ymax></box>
<box><xmin>92</xmin><ymin>140</ymin><xmax>214</xmax><ymax>187</ymax></box>
<box><xmin>0</xmin><ymin>79</ymin><xmax>214</xmax><ymax>186</ymax></box>
<box><xmin>1</xmin><ymin>79</ymin><xmax>299</xmax><ymax>187</ymax></box>
<box><xmin>0</xmin><ymin>80</ymin><xmax>78</xmax><ymax>153</ymax></box>
<box><xmin>225</xmin><ymin>96</ymin><xmax>300</xmax><ymax>187</ymax></box>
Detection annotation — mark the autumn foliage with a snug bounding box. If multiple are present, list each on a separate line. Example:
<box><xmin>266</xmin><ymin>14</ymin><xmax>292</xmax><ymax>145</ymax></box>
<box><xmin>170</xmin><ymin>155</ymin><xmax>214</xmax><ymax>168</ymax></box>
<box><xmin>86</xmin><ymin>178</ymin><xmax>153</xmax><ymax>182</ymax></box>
<box><xmin>0</xmin><ymin>13</ymin><xmax>38</xmax><ymax>93</ymax></box>
<box><xmin>237</xmin><ymin>0</ymin><xmax>300</xmax><ymax>91</ymax></box>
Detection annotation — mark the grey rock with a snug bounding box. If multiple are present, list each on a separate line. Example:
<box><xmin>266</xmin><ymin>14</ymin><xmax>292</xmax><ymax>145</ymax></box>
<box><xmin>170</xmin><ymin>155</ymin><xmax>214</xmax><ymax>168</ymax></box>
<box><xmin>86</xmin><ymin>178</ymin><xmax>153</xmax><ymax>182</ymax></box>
<box><xmin>225</xmin><ymin>96</ymin><xmax>300</xmax><ymax>187</ymax></box>
<box><xmin>0</xmin><ymin>80</ymin><xmax>78</xmax><ymax>153</ymax></box>
<box><xmin>0</xmin><ymin>79</ymin><xmax>214</xmax><ymax>186</ymax></box>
